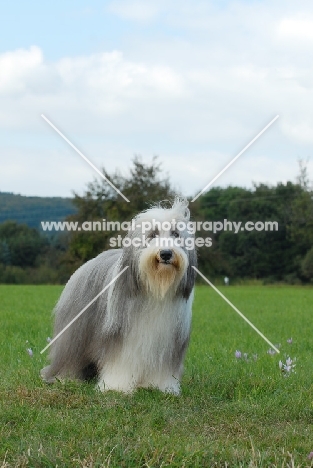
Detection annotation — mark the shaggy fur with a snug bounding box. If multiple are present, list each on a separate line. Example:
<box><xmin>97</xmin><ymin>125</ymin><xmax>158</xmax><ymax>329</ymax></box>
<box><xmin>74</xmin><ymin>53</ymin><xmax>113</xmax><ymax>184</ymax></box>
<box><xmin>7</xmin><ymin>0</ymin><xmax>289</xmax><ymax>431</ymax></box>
<box><xmin>41</xmin><ymin>198</ymin><xmax>197</xmax><ymax>394</ymax></box>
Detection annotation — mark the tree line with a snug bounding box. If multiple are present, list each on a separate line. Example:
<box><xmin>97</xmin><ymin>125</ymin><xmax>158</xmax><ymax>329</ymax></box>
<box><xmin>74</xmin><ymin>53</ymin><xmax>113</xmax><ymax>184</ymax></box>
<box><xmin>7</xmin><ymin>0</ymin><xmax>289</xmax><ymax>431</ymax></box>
<box><xmin>0</xmin><ymin>192</ymin><xmax>76</xmax><ymax>229</ymax></box>
<box><xmin>0</xmin><ymin>157</ymin><xmax>312</xmax><ymax>284</ymax></box>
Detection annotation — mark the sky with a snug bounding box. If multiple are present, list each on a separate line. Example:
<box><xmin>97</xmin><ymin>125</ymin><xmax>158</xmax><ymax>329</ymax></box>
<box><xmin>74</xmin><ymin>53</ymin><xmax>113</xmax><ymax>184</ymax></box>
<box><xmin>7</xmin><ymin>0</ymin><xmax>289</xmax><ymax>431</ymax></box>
<box><xmin>1</xmin><ymin>0</ymin><xmax>313</xmax><ymax>198</ymax></box>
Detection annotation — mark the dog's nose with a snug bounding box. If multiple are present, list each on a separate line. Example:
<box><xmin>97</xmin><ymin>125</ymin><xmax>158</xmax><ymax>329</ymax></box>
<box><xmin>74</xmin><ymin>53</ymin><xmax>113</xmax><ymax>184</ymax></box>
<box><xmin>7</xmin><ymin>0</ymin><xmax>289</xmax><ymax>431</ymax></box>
<box><xmin>160</xmin><ymin>250</ymin><xmax>173</xmax><ymax>262</ymax></box>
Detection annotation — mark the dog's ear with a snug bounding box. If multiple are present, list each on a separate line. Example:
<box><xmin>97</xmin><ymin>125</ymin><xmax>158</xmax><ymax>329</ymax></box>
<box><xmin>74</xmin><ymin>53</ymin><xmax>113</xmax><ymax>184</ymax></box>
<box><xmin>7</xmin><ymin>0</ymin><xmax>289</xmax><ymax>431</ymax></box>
<box><xmin>180</xmin><ymin>248</ymin><xmax>197</xmax><ymax>300</ymax></box>
<box><xmin>119</xmin><ymin>242</ymin><xmax>141</xmax><ymax>296</ymax></box>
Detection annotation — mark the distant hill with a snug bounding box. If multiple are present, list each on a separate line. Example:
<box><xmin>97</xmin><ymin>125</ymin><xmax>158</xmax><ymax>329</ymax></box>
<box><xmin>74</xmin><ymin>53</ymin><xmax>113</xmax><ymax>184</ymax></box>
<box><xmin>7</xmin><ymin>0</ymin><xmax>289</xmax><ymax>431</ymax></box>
<box><xmin>0</xmin><ymin>192</ymin><xmax>77</xmax><ymax>230</ymax></box>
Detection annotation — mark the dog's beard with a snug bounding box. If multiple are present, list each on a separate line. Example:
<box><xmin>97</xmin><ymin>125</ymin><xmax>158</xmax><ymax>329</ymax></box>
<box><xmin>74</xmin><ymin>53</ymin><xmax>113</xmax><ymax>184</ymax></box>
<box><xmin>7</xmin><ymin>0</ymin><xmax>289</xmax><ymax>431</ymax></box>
<box><xmin>139</xmin><ymin>247</ymin><xmax>188</xmax><ymax>299</ymax></box>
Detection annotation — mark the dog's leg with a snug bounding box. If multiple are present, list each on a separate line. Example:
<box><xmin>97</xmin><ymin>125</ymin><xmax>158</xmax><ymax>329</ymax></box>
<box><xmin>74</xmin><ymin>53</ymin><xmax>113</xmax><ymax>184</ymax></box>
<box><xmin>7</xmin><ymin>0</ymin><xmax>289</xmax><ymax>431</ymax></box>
<box><xmin>139</xmin><ymin>364</ymin><xmax>183</xmax><ymax>395</ymax></box>
<box><xmin>156</xmin><ymin>372</ymin><xmax>181</xmax><ymax>395</ymax></box>
<box><xmin>97</xmin><ymin>364</ymin><xmax>136</xmax><ymax>393</ymax></box>
<box><xmin>40</xmin><ymin>365</ymin><xmax>58</xmax><ymax>384</ymax></box>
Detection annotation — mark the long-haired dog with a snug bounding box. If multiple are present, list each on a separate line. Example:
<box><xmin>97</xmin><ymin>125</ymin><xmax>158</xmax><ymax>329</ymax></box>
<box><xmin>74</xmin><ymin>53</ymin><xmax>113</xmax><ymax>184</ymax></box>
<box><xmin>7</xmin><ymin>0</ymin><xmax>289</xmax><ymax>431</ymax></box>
<box><xmin>41</xmin><ymin>198</ymin><xmax>197</xmax><ymax>394</ymax></box>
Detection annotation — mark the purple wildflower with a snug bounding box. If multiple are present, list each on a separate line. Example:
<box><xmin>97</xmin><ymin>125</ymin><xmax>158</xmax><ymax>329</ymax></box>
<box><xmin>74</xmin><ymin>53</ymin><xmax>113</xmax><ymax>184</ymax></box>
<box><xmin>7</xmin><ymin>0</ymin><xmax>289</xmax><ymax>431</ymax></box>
<box><xmin>287</xmin><ymin>338</ymin><xmax>293</xmax><ymax>344</ymax></box>
<box><xmin>308</xmin><ymin>452</ymin><xmax>313</xmax><ymax>460</ymax></box>
<box><xmin>27</xmin><ymin>348</ymin><xmax>33</xmax><ymax>358</ymax></box>
<box><xmin>235</xmin><ymin>350</ymin><xmax>242</xmax><ymax>359</ymax></box>
<box><xmin>279</xmin><ymin>356</ymin><xmax>296</xmax><ymax>376</ymax></box>
<box><xmin>267</xmin><ymin>348</ymin><xmax>276</xmax><ymax>355</ymax></box>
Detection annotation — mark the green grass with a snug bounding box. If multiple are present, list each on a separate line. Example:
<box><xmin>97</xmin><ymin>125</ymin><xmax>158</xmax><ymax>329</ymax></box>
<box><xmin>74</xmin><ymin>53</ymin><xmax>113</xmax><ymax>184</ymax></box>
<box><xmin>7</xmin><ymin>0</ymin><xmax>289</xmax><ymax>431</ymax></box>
<box><xmin>1</xmin><ymin>285</ymin><xmax>313</xmax><ymax>467</ymax></box>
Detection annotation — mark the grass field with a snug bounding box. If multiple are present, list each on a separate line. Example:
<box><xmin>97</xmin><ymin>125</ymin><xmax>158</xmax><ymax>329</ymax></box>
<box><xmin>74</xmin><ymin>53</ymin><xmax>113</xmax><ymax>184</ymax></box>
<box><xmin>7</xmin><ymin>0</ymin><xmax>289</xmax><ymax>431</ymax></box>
<box><xmin>1</xmin><ymin>284</ymin><xmax>313</xmax><ymax>467</ymax></box>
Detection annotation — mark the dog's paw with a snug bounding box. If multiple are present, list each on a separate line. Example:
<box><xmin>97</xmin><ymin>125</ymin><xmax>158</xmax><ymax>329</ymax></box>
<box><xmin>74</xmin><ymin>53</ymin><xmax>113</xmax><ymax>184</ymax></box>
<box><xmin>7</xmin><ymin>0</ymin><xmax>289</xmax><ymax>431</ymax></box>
<box><xmin>40</xmin><ymin>367</ymin><xmax>57</xmax><ymax>384</ymax></box>
<box><xmin>96</xmin><ymin>379</ymin><xmax>135</xmax><ymax>394</ymax></box>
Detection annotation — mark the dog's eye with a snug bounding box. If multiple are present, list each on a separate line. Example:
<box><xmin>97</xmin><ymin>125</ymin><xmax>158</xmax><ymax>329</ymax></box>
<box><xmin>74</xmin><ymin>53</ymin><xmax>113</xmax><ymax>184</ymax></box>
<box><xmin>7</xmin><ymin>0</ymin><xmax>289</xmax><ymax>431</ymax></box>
<box><xmin>171</xmin><ymin>231</ymin><xmax>179</xmax><ymax>238</ymax></box>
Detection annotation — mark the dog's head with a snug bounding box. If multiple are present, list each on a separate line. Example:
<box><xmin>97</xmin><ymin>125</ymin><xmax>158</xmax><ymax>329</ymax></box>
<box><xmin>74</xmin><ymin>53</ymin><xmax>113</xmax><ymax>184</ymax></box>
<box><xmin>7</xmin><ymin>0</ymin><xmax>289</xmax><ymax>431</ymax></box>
<box><xmin>121</xmin><ymin>198</ymin><xmax>197</xmax><ymax>299</ymax></box>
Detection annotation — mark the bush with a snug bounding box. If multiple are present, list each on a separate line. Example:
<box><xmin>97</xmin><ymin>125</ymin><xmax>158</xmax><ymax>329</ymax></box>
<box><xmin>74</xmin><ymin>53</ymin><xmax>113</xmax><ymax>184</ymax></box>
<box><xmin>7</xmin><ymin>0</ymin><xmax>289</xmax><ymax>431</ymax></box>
<box><xmin>0</xmin><ymin>263</ymin><xmax>61</xmax><ymax>285</ymax></box>
<box><xmin>301</xmin><ymin>247</ymin><xmax>313</xmax><ymax>281</ymax></box>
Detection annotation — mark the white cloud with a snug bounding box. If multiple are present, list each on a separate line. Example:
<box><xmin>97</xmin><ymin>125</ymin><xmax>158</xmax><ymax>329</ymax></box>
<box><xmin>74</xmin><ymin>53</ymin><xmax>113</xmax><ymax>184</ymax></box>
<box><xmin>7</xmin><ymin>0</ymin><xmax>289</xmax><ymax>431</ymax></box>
<box><xmin>0</xmin><ymin>47</ymin><xmax>185</xmax><ymax>133</ymax></box>
<box><xmin>0</xmin><ymin>46</ymin><xmax>43</xmax><ymax>94</ymax></box>
<box><xmin>277</xmin><ymin>17</ymin><xmax>313</xmax><ymax>42</ymax></box>
<box><xmin>68</xmin><ymin>51</ymin><xmax>185</xmax><ymax>101</ymax></box>
<box><xmin>0</xmin><ymin>145</ymin><xmax>102</xmax><ymax>198</ymax></box>
<box><xmin>282</xmin><ymin>120</ymin><xmax>313</xmax><ymax>145</ymax></box>
<box><xmin>108</xmin><ymin>0</ymin><xmax>161</xmax><ymax>22</ymax></box>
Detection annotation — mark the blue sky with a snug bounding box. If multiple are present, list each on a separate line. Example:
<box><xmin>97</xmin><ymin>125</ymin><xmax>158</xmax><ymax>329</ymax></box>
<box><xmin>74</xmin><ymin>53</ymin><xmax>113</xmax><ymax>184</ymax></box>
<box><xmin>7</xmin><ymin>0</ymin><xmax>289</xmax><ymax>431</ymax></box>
<box><xmin>1</xmin><ymin>0</ymin><xmax>313</xmax><ymax>197</ymax></box>
<box><xmin>1</xmin><ymin>1</ymin><xmax>189</xmax><ymax>60</ymax></box>
<box><xmin>1</xmin><ymin>2</ymin><xmax>131</xmax><ymax>60</ymax></box>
